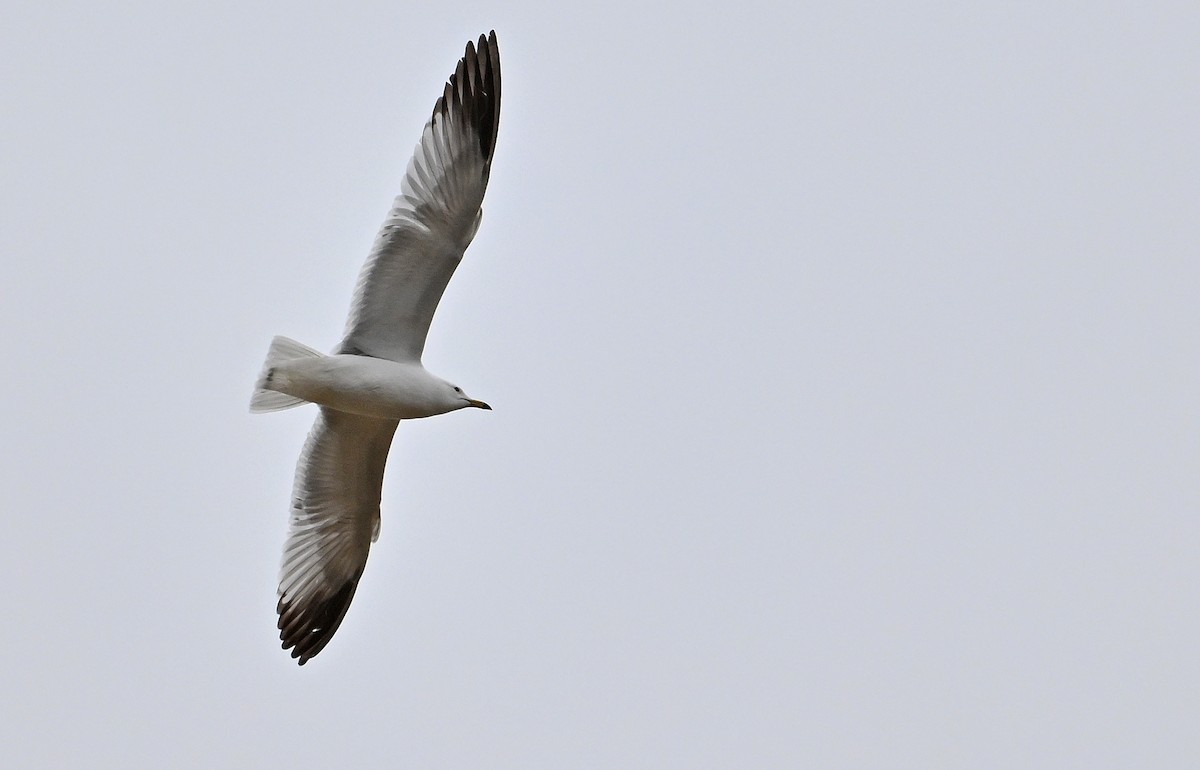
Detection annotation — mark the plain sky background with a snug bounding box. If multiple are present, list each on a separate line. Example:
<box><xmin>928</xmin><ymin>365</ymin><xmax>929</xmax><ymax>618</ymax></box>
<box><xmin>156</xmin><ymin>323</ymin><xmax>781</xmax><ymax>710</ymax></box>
<box><xmin>2</xmin><ymin>1</ymin><xmax>1197</xmax><ymax>767</ymax></box>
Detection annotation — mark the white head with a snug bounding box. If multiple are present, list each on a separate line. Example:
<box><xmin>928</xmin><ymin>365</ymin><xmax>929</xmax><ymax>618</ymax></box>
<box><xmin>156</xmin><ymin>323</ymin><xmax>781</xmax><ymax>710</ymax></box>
<box><xmin>445</xmin><ymin>381</ymin><xmax>491</xmax><ymax>412</ymax></box>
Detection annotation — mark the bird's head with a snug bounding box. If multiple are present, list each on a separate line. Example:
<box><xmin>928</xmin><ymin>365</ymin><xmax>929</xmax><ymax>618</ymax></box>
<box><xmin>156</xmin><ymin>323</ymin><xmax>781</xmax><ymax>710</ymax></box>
<box><xmin>446</xmin><ymin>381</ymin><xmax>491</xmax><ymax>411</ymax></box>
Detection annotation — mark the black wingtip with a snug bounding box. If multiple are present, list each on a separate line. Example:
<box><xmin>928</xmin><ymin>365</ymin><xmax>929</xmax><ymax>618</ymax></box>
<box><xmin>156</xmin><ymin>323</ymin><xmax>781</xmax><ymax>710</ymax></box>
<box><xmin>277</xmin><ymin>574</ymin><xmax>363</xmax><ymax>665</ymax></box>
<box><xmin>437</xmin><ymin>31</ymin><xmax>501</xmax><ymax>164</ymax></box>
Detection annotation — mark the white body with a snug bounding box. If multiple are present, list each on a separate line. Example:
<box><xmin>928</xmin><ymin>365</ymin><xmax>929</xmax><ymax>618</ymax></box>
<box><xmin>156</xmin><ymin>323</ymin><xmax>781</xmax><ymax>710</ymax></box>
<box><xmin>269</xmin><ymin>355</ymin><xmax>463</xmax><ymax>419</ymax></box>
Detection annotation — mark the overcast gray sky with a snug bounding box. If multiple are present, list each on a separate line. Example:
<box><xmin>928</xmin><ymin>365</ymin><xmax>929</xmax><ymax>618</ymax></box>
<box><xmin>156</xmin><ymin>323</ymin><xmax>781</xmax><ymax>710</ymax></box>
<box><xmin>2</xmin><ymin>1</ymin><xmax>1197</xmax><ymax>767</ymax></box>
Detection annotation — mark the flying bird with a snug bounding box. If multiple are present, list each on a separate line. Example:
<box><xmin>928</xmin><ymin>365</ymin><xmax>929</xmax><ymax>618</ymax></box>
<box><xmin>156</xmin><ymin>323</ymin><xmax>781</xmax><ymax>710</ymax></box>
<box><xmin>250</xmin><ymin>32</ymin><xmax>501</xmax><ymax>665</ymax></box>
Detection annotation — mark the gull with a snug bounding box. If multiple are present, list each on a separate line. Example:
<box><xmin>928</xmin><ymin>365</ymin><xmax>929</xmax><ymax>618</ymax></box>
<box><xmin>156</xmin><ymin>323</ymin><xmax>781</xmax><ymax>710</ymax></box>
<box><xmin>250</xmin><ymin>32</ymin><xmax>501</xmax><ymax>665</ymax></box>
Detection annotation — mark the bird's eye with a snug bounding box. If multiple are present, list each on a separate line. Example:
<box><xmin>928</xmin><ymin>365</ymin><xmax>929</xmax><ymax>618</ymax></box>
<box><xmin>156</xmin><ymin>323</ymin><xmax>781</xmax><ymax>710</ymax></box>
<box><xmin>454</xmin><ymin>386</ymin><xmax>462</xmax><ymax>393</ymax></box>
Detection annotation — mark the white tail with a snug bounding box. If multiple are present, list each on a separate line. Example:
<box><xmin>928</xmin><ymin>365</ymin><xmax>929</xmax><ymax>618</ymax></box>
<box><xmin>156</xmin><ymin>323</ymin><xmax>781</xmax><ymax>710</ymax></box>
<box><xmin>250</xmin><ymin>336</ymin><xmax>324</xmax><ymax>413</ymax></box>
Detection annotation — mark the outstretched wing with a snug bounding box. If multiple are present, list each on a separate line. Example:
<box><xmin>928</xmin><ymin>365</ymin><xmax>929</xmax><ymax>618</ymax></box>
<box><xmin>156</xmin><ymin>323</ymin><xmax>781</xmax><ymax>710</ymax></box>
<box><xmin>277</xmin><ymin>408</ymin><xmax>399</xmax><ymax>664</ymax></box>
<box><xmin>338</xmin><ymin>31</ymin><xmax>501</xmax><ymax>363</ymax></box>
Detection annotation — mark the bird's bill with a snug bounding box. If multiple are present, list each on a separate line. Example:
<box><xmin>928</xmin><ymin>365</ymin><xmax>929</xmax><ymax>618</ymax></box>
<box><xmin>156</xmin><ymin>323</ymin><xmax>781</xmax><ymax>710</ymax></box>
<box><xmin>467</xmin><ymin>399</ymin><xmax>492</xmax><ymax>410</ymax></box>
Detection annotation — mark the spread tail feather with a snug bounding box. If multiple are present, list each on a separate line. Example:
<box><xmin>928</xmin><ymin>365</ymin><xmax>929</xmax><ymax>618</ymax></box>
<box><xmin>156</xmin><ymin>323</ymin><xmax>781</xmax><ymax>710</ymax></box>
<box><xmin>250</xmin><ymin>336</ymin><xmax>324</xmax><ymax>413</ymax></box>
